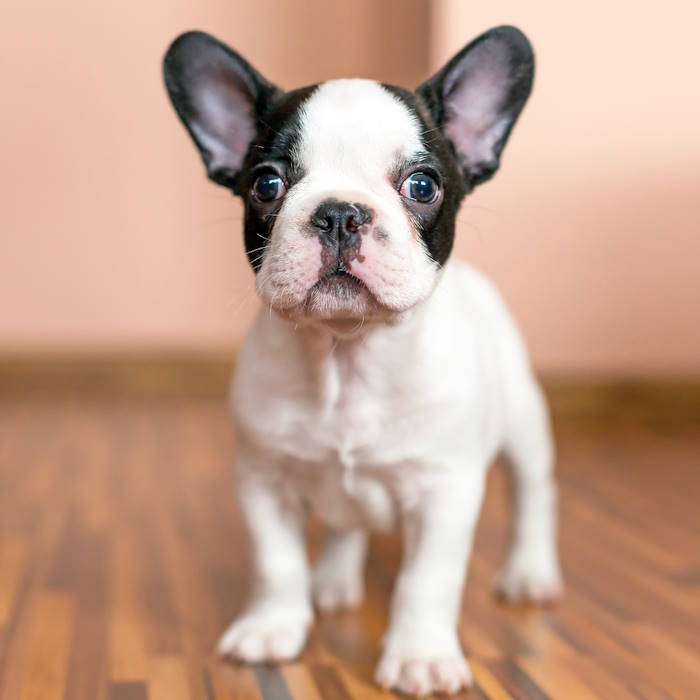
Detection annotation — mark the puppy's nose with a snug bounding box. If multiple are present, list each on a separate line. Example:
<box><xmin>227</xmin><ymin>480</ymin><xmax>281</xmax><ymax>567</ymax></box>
<box><xmin>311</xmin><ymin>199</ymin><xmax>370</xmax><ymax>248</ymax></box>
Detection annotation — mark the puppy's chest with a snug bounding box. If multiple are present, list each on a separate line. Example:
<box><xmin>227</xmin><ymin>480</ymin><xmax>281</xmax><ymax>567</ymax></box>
<box><xmin>273</xmin><ymin>421</ymin><xmax>376</xmax><ymax>530</ymax></box>
<box><xmin>248</xmin><ymin>357</ymin><xmax>432</xmax><ymax>529</ymax></box>
<box><xmin>287</xmin><ymin>356</ymin><xmax>415</xmax><ymax>465</ymax></box>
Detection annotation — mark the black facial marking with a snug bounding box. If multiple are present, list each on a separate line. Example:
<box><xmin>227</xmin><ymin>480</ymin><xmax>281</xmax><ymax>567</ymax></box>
<box><xmin>382</xmin><ymin>84</ymin><xmax>466</xmax><ymax>267</ymax></box>
<box><xmin>163</xmin><ymin>32</ymin><xmax>321</xmax><ymax>272</ymax></box>
<box><xmin>381</xmin><ymin>27</ymin><xmax>534</xmax><ymax>267</ymax></box>
<box><xmin>234</xmin><ymin>86</ymin><xmax>318</xmax><ymax>270</ymax></box>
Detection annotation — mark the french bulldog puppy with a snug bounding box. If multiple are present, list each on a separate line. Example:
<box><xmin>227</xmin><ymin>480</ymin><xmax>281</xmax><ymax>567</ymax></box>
<box><xmin>164</xmin><ymin>26</ymin><xmax>562</xmax><ymax>696</ymax></box>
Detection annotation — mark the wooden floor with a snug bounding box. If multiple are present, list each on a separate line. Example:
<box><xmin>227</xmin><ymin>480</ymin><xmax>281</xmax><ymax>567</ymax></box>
<box><xmin>0</xmin><ymin>396</ymin><xmax>698</xmax><ymax>700</ymax></box>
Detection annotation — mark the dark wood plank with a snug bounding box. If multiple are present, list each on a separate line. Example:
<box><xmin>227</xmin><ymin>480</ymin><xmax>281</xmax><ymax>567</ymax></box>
<box><xmin>109</xmin><ymin>682</ymin><xmax>148</xmax><ymax>700</ymax></box>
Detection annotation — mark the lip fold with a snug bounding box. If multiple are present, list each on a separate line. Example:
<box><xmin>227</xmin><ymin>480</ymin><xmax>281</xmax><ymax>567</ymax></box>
<box><xmin>313</xmin><ymin>269</ymin><xmax>366</xmax><ymax>296</ymax></box>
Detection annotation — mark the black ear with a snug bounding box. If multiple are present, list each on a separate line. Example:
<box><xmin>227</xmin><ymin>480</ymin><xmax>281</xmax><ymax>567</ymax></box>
<box><xmin>163</xmin><ymin>31</ymin><xmax>282</xmax><ymax>188</ymax></box>
<box><xmin>417</xmin><ymin>26</ymin><xmax>534</xmax><ymax>190</ymax></box>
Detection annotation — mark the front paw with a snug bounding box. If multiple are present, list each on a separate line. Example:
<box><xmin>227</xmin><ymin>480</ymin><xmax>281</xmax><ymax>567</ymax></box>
<box><xmin>375</xmin><ymin>629</ymin><xmax>472</xmax><ymax>696</ymax></box>
<box><xmin>494</xmin><ymin>544</ymin><xmax>563</xmax><ymax>603</ymax></box>
<box><xmin>216</xmin><ymin>601</ymin><xmax>312</xmax><ymax>663</ymax></box>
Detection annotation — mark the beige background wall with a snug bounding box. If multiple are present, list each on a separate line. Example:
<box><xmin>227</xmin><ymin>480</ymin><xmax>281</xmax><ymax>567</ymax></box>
<box><xmin>1</xmin><ymin>1</ymin><xmax>698</xmax><ymax>376</ymax></box>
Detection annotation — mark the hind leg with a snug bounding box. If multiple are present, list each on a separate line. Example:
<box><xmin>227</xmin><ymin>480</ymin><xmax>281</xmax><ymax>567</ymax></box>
<box><xmin>312</xmin><ymin>529</ymin><xmax>368</xmax><ymax>612</ymax></box>
<box><xmin>495</xmin><ymin>377</ymin><xmax>563</xmax><ymax>603</ymax></box>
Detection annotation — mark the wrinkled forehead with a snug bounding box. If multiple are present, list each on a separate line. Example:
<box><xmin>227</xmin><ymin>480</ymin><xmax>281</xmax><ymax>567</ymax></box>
<box><xmin>292</xmin><ymin>80</ymin><xmax>426</xmax><ymax>179</ymax></box>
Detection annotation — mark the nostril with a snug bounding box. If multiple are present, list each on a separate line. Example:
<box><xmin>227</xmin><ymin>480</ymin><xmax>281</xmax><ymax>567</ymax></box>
<box><xmin>312</xmin><ymin>214</ymin><xmax>334</xmax><ymax>231</ymax></box>
<box><xmin>346</xmin><ymin>215</ymin><xmax>359</xmax><ymax>233</ymax></box>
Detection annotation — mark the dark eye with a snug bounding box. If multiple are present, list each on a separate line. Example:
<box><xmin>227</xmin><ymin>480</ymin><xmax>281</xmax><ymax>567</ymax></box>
<box><xmin>252</xmin><ymin>172</ymin><xmax>286</xmax><ymax>202</ymax></box>
<box><xmin>399</xmin><ymin>172</ymin><xmax>439</xmax><ymax>204</ymax></box>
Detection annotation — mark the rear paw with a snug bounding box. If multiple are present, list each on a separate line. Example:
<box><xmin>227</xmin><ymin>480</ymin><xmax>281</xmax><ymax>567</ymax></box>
<box><xmin>494</xmin><ymin>545</ymin><xmax>563</xmax><ymax>603</ymax></box>
<box><xmin>312</xmin><ymin>570</ymin><xmax>364</xmax><ymax>612</ymax></box>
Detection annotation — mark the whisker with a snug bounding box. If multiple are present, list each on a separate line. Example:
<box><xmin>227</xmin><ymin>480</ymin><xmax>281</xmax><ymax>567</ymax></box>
<box><xmin>246</xmin><ymin>244</ymin><xmax>270</xmax><ymax>256</ymax></box>
<box><xmin>247</xmin><ymin>254</ymin><xmax>267</xmax><ymax>267</ymax></box>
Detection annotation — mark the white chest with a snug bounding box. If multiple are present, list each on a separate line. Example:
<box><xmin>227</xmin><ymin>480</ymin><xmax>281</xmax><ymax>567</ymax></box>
<box><xmin>236</xmin><ymin>349</ymin><xmax>449</xmax><ymax>529</ymax></box>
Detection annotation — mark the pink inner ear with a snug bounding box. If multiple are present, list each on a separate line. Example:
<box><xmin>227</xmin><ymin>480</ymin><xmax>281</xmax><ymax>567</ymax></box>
<box><xmin>443</xmin><ymin>40</ymin><xmax>512</xmax><ymax>169</ymax></box>
<box><xmin>190</xmin><ymin>72</ymin><xmax>256</xmax><ymax>173</ymax></box>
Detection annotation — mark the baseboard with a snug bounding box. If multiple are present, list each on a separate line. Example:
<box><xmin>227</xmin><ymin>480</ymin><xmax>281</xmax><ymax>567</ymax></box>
<box><xmin>0</xmin><ymin>352</ymin><xmax>235</xmax><ymax>397</ymax></box>
<box><xmin>0</xmin><ymin>353</ymin><xmax>698</xmax><ymax>426</ymax></box>
<box><xmin>544</xmin><ymin>378</ymin><xmax>700</xmax><ymax>427</ymax></box>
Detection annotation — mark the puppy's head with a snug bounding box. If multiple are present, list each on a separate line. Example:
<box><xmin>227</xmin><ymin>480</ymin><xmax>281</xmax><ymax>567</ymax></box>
<box><xmin>163</xmin><ymin>27</ymin><xmax>534</xmax><ymax>333</ymax></box>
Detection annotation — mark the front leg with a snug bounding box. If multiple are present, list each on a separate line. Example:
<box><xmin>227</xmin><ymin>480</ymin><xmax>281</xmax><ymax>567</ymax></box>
<box><xmin>376</xmin><ymin>472</ymin><xmax>486</xmax><ymax>696</ymax></box>
<box><xmin>217</xmin><ymin>467</ymin><xmax>312</xmax><ymax>662</ymax></box>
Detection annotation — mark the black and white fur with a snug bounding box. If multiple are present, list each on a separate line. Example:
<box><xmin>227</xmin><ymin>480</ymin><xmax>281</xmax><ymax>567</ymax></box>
<box><xmin>164</xmin><ymin>26</ymin><xmax>561</xmax><ymax>696</ymax></box>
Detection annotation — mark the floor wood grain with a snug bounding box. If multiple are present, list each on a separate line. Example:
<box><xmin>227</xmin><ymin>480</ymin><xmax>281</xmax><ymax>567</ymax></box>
<box><xmin>0</xmin><ymin>396</ymin><xmax>698</xmax><ymax>699</ymax></box>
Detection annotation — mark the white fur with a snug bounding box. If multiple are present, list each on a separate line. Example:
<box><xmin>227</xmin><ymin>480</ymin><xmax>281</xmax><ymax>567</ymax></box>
<box><xmin>218</xmin><ymin>79</ymin><xmax>562</xmax><ymax>696</ymax></box>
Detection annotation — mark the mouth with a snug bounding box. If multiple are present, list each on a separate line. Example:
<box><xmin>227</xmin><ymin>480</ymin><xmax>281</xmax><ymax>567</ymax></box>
<box><xmin>312</xmin><ymin>268</ymin><xmax>366</xmax><ymax>298</ymax></box>
<box><xmin>297</xmin><ymin>264</ymin><xmax>378</xmax><ymax>323</ymax></box>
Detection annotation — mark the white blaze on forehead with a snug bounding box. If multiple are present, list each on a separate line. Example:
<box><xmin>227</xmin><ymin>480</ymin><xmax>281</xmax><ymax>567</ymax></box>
<box><xmin>294</xmin><ymin>80</ymin><xmax>424</xmax><ymax>182</ymax></box>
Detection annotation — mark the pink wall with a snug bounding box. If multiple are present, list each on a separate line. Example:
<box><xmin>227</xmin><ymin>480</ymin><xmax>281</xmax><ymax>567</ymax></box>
<box><xmin>430</xmin><ymin>1</ymin><xmax>700</xmax><ymax>376</ymax></box>
<box><xmin>1</xmin><ymin>1</ymin><xmax>698</xmax><ymax>376</ymax></box>
<box><xmin>0</xmin><ymin>0</ymin><xmax>426</xmax><ymax>353</ymax></box>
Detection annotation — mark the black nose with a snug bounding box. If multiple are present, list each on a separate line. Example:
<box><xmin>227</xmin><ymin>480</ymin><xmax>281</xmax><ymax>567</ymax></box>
<box><xmin>311</xmin><ymin>199</ymin><xmax>370</xmax><ymax>248</ymax></box>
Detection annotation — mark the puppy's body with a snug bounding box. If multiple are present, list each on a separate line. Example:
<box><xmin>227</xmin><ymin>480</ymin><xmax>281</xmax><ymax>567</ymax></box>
<box><xmin>228</xmin><ymin>258</ymin><xmax>559</xmax><ymax>693</ymax></box>
<box><xmin>164</xmin><ymin>28</ymin><xmax>562</xmax><ymax>695</ymax></box>
<box><xmin>235</xmin><ymin>260</ymin><xmax>532</xmax><ymax>532</ymax></box>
